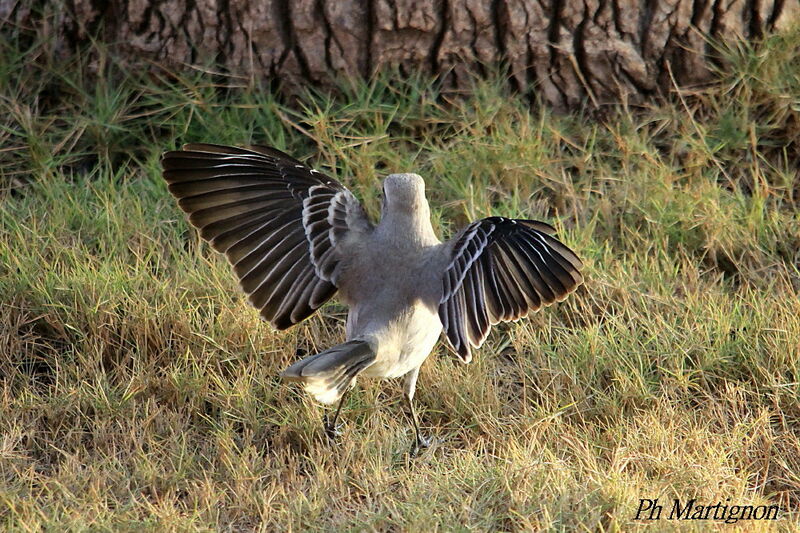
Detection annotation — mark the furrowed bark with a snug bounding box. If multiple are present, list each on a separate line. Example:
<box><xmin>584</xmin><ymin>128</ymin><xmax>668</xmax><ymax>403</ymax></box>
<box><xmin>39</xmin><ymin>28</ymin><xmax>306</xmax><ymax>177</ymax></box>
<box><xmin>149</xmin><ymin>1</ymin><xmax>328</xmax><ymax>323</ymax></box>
<box><xmin>1</xmin><ymin>0</ymin><xmax>797</xmax><ymax>110</ymax></box>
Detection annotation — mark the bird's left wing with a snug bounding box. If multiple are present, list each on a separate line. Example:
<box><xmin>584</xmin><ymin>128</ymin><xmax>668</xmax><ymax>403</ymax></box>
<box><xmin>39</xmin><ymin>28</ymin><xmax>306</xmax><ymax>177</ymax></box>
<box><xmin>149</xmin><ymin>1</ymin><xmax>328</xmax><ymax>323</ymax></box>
<box><xmin>161</xmin><ymin>143</ymin><xmax>372</xmax><ymax>329</ymax></box>
<box><xmin>438</xmin><ymin>217</ymin><xmax>583</xmax><ymax>362</ymax></box>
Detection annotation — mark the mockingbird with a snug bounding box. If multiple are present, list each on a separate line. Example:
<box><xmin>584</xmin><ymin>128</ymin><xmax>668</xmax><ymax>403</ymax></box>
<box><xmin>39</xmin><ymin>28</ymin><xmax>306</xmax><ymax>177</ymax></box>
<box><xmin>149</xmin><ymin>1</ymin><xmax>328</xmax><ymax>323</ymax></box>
<box><xmin>162</xmin><ymin>144</ymin><xmax>583</xmax><ymax>454</ymax></box>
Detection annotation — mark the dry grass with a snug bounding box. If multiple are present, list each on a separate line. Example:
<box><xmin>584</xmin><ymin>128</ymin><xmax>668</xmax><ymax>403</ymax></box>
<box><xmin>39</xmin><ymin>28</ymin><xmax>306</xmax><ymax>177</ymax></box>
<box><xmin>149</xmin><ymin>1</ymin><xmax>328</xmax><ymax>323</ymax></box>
<box><xmin>1</xmin><ymin>25</ymin><xmax>799</xmax><ymax>531</ymax></box>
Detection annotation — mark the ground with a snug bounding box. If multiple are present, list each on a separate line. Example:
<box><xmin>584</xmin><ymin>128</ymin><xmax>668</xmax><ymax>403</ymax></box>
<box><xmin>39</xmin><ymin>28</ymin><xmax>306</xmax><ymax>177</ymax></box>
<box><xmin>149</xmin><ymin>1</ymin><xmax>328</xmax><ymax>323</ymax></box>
<box><xmin>1</xmin><ymin>27</ymin><xmax>799</xmax><ymax>531</ymax></box>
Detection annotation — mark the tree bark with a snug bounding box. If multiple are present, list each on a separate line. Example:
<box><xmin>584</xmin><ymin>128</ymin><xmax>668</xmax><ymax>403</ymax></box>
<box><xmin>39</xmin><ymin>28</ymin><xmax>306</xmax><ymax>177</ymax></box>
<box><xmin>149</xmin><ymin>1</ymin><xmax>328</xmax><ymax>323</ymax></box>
<box><xmin>2</xmin><ymin>0</ymin><xmax>797</xmax><ymax>110</ymax></box>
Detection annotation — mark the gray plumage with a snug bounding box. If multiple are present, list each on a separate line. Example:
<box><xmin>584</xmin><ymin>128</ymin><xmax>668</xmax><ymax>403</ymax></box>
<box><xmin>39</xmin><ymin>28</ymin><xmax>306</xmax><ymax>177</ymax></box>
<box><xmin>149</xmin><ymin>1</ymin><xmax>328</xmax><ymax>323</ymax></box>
<box><xmin>162</xmin><ymin>143</ymin><xmax>583</xmax><ymax>451</ymax></box>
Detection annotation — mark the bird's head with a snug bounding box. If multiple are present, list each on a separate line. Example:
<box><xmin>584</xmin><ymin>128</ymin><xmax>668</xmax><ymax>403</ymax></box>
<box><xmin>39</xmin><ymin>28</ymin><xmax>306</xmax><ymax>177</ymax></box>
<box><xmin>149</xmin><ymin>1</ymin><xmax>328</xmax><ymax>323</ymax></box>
<box><xmin>383</xmin><ymin>173</ymin><xmax>427</xmax><ymax>213</ymax></box>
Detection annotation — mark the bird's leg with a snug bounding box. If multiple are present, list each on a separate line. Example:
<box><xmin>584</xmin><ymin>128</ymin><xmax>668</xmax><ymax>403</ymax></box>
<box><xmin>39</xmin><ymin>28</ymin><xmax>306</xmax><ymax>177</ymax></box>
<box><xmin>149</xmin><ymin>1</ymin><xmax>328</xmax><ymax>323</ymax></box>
<box><xmin>323</xmin><ymin>386</ymin><xmax>351</xmax><ymax>441</ymax></box>
<box><xmin>405</xmin><ymin>394</ymin><xmax>431</xmax><ymax>456</ymax></box>
<box><xmin>403</xmin><ymin>367</ymin><xmax>431</xmax><ymax>456</ymax></box>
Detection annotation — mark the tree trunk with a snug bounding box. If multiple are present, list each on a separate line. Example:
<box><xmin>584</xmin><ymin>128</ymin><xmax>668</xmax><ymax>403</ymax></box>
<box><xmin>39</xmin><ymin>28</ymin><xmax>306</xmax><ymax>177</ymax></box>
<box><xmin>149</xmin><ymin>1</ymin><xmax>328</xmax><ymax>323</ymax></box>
<box><xmin>2</xmin><ymin>0</ymin><xmax>797</xmax><ymax>110</ymax></box>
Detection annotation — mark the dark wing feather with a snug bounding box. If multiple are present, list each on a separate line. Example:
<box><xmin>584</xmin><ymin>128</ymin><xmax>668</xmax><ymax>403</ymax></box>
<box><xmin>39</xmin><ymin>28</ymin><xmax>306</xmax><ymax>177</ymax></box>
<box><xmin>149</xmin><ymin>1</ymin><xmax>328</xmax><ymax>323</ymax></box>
<box><xmin>161</xmin><ymin>143</ymin><xmax>372</xmax><ymax>329</ymax></box>
<box><xmin>439</xmin><ymin>217</ymin><xmax>584</xmax><ymax>362</ymax></box>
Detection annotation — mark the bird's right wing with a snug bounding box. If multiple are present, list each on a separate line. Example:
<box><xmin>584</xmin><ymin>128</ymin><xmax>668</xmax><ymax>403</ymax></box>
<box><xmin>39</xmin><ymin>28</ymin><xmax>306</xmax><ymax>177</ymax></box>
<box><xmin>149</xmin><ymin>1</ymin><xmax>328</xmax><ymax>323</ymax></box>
<box><xmin>161</xmin><ymin>143</ymin><xmax>373</xmax><ymax>329</ymax></box>
<box><xmin>438</xmin><ymin>217</ymin><xmax>584</xmax><ymax>363</ymax></box>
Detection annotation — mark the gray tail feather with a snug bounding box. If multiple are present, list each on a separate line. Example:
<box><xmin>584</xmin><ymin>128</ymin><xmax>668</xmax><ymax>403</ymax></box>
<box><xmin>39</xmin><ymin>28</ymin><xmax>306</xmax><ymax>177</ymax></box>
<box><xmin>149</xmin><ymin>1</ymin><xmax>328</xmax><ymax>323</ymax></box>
<box><xmin>280</xmin><ymin>340</ymin><xmax>376</xmax><ymax>404</ymax></box>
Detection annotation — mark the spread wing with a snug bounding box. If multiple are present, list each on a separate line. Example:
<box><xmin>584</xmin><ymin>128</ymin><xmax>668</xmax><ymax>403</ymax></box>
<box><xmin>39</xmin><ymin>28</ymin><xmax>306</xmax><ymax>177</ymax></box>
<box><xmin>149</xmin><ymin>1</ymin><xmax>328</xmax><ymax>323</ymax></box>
<box><xmin>161</xmin><ymin>143</ymin><xmax>373</xmax><ymax>329</ymax></box>
<box><xmin>439</xmin><ymin>217</ymin><xmax>584</xmax><ymax>362</ymax></box>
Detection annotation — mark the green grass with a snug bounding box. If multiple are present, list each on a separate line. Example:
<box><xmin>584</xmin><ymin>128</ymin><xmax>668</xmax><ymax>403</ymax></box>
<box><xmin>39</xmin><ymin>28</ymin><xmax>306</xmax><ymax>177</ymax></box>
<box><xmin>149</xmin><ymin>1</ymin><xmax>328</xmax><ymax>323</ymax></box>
<box><xmin>1</xmin><ymin>26</ymin><xmax>800</xmax><ymax>531</ymax></box>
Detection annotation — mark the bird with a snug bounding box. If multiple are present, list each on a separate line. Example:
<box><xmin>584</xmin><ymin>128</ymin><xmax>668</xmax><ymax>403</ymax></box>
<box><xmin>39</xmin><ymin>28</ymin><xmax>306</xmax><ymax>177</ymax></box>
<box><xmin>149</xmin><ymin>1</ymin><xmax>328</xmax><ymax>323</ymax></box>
<box><xmin>161</xmin><ymin>143</ymin><xmax>584</xmax><ymax>455</ymax></box>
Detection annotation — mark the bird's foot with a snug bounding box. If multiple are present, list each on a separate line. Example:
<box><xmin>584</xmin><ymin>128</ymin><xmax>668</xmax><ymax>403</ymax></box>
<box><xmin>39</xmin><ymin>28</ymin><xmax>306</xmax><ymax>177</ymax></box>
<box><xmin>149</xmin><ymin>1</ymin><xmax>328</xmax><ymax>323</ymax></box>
<box><xmin>322</xmin><ymin>413</ymin><xmax>344</xmax><ymax>441</ymax></box>
<box><xmin>409</xmin><ymin>434</ymin><xmax>432</xmax><ymax>457</ymax></box>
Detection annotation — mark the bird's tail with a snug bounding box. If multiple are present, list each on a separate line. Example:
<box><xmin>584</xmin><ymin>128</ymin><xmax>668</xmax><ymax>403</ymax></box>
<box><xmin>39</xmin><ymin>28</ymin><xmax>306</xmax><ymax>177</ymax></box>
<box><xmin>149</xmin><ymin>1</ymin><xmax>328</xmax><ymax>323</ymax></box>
<box><xmin>280</xmin><ymin>340</ymin><xmax>376</xmax><ymax>404</ymax></box>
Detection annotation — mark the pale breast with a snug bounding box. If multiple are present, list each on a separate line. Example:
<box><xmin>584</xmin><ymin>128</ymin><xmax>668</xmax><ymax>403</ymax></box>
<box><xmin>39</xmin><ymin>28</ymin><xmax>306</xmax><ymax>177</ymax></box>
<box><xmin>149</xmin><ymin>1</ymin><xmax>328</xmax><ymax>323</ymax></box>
<box><xmin>360</xmin><ymin>304</ymin><xmax>443</xmax><ymax>379</ymax></box>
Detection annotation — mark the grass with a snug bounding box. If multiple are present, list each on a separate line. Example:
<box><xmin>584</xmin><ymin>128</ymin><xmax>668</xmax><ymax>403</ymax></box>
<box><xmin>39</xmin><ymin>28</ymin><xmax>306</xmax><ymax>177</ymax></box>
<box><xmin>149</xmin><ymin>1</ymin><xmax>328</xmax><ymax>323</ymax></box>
<box><xmin>1</xmin><ymin>25</ymin><xmax>800</xmax><ymax>531</ymax></box>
